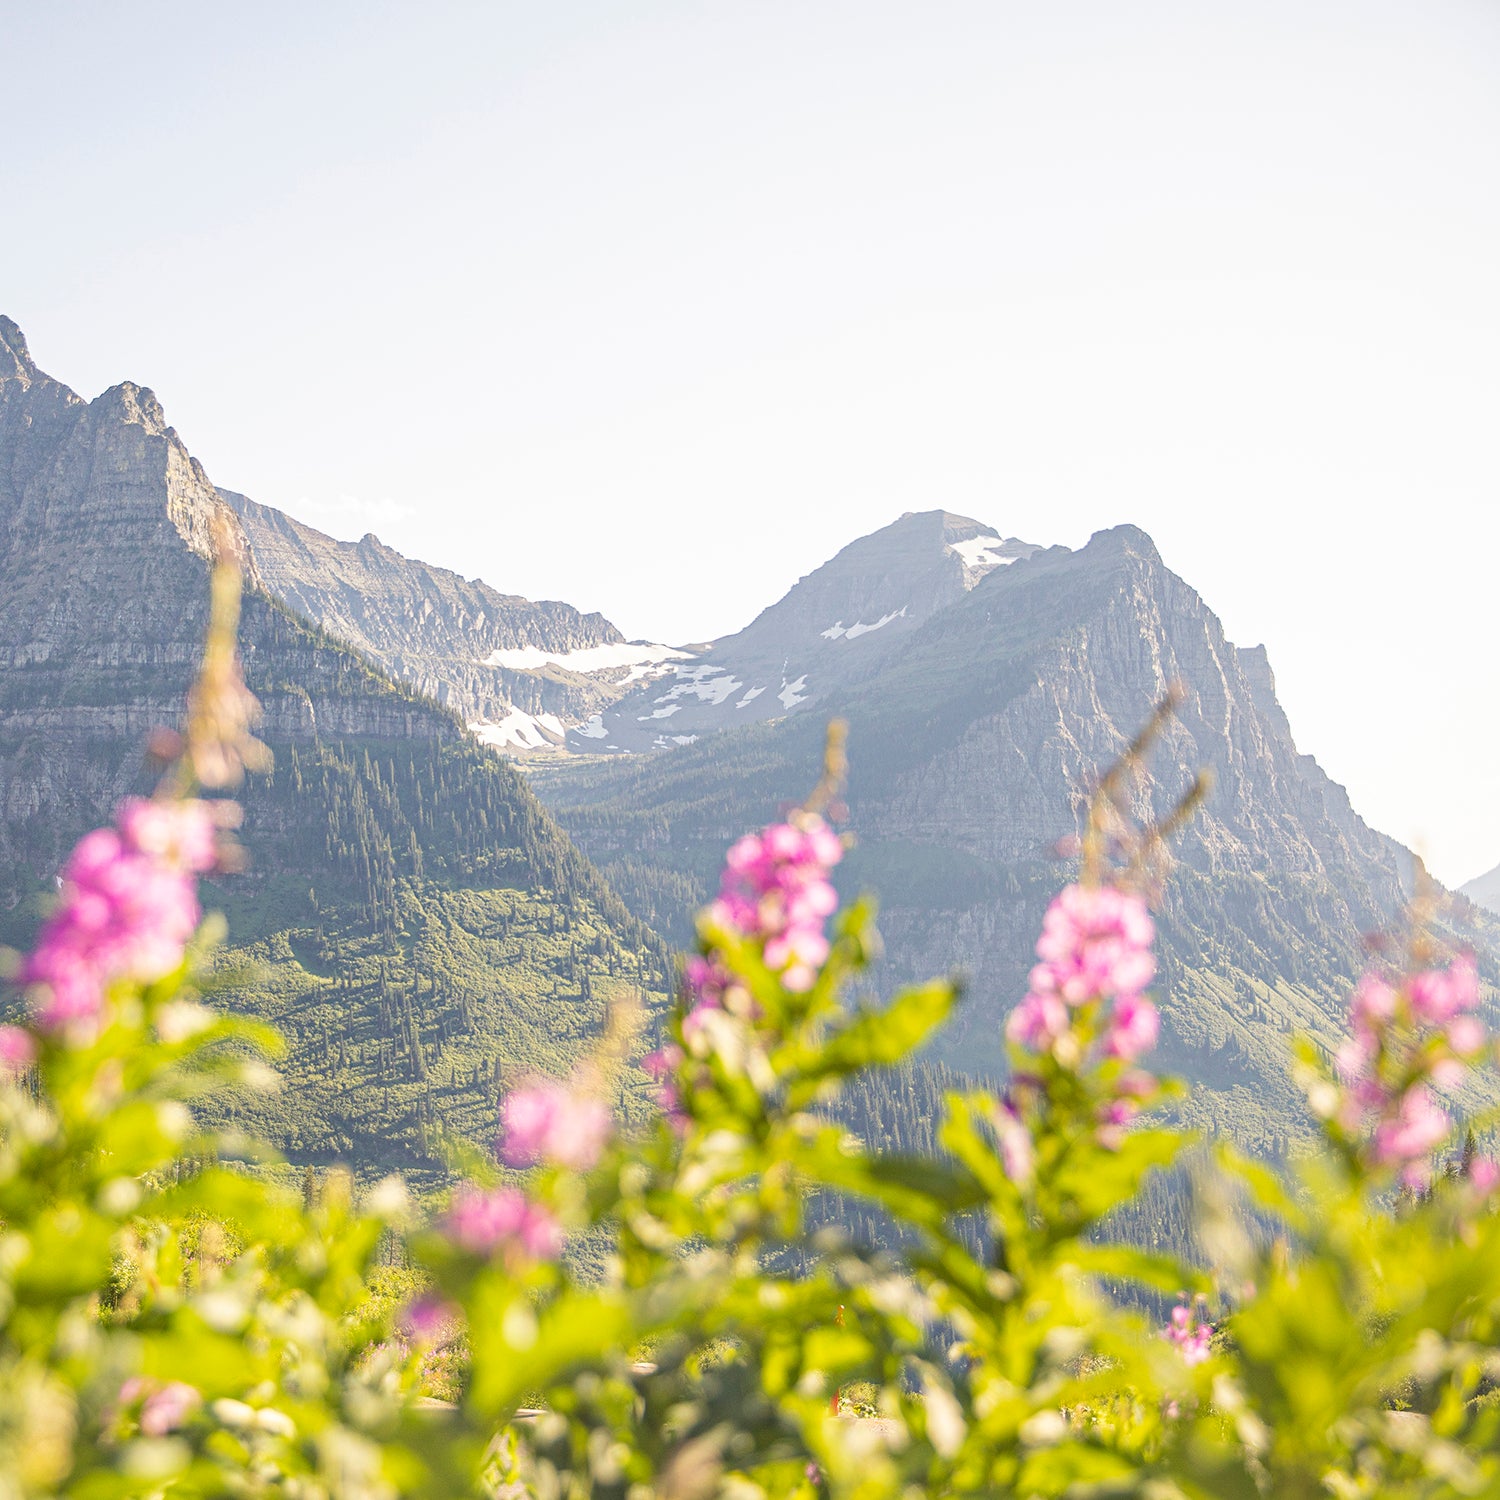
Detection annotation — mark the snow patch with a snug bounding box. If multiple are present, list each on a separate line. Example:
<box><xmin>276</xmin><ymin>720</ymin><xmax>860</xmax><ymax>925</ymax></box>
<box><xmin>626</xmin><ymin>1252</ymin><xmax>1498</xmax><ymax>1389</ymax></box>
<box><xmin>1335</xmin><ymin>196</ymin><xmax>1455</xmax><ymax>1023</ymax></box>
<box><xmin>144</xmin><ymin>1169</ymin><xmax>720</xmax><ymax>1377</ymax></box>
<box><xmin>575</xmin><ymin>715</ymin><xmax>607</xmax><ymax>740</ymax></box>
<box><xmin>654</xmin><ymin>733</ymin><xmax>700</xmax><ymax>747</ymax></box>
<box><xmin>821</xmin><ymin>606</ymin><xmax>907</xmax><ymax>641</ymax></box>
<box><xmin>639</xmin><ymin>704</ymin><xmax>682</xmax><ymax>720</ymax></box>
<box><xmin>654</xmin><ymin>668</ymin><xmax>743</xmax><ymax>707</ymax></box>
<box><xmin>484</xmin><ymin>641</ymin><xmax>694</xmax><ymax>674</ymax></box>
<box><xmin>778</xmin><ymin>675</ymin><xmax>809</xmax><ymax>711</ymax></box>
<box><xmin>949</xmin><ymin>535</ymin><xmax>1016</xmax><ymax>570</ymax></box>
<box><xmin>737</xmin><ymin>686</ymin><xmax>766</xmax><ymax>708</ymax></box>
<box><xmin>469</xmin><ymin>708</ymin><xmax>566</xmax><ymax>751</ymax></box>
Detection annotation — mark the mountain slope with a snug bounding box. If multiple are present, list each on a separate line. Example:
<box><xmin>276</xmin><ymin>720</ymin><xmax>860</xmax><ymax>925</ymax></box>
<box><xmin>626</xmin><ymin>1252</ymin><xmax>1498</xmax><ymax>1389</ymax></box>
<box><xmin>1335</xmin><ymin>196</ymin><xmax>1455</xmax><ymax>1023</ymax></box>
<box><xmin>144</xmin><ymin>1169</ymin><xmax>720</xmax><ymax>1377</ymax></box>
<box><xmin>1463</xmin><ymin>863</ymin><xmax>1500</xmax><ymax>919</ymax></box>
<box><xmin>572</xmin><ymin>510</ymin><xmax>1040</xmax><ymax>751</ymax></box>
<box><xmin>222</xmin><ymin>489</ymin><xmax>672</xmax><ymax>750</ymax></box>
<box><xmin>531</xmin><ymin>523</ymin><xmax>1499</xmax><ymax>1146</ymax></box>
<box><xmin>0</xmin><ymin>316</ymin><xmax>670</xmax><ymax>1170</ymax></box>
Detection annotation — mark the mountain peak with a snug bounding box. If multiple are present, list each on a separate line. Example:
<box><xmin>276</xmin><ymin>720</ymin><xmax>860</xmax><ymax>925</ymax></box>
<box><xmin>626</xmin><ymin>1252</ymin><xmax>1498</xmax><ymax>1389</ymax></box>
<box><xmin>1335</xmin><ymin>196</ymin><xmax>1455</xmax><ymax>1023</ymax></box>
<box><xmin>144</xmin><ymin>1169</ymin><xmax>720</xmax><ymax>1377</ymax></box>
<box><xmin>567</xmin><ymin>508</ymin><xmax>1048</xmax><ymax>751</ymax></box>
<box><xmin>0</xmin><ymin>316</ymin><xmax>37</xmax><ymax>383</ymax></box>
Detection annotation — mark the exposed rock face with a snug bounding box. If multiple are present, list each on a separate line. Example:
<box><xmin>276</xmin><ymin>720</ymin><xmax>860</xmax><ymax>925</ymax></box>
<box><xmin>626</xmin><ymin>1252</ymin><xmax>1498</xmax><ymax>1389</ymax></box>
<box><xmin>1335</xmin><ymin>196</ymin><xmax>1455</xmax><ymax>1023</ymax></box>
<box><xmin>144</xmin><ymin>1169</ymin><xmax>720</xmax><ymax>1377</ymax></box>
<box><xmin>223</xmin><ymin>490</ymin><xmax>633</xmax><ymax>737</ymax></box>
<box><xmin>533</xmin><ymin>523</ymin><xmax>1498</xmax><ymax>1144</ymax></box>
<box><xmin>574</xmin><ymin>510</ymin><xmax>1040</xmax><ymax>752</ymax></box>
<box><xmin>0</xmin><ymin>317</ymin><xmax>468</xmax><ymax>884</ymax></box>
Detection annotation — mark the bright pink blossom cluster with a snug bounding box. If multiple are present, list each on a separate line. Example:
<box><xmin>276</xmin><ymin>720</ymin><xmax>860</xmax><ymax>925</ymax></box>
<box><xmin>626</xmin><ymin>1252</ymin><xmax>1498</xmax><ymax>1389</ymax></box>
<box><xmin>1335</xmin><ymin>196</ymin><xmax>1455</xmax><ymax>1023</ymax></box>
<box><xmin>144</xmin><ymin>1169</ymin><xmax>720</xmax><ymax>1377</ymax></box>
<box><xmin>499</xmin><ymin>1081</ymin><xmax>612</xmax><ymax>1171</ymax></box>
<box><xmin>442</xmin><ymin>1185</ymin><xmax>562</xmax><ymax>1263</ymax></box>
<box><xmin>1164</xmin><ymin>1302</ymin><xmax>1213</xmax><ymax>1367</ymax></box>
<box><xmin>1007</xmin><ymin>883</ymin><xmax>1160</xmax><ymax>1063</ymax></box>
<box><xmin>706</xmin><ymin>817</ymin><xmax>843</xmax><ymax>993</ymax></box>
<box><xmin>24</xmin><ymin>798</ymin><xmax>226</xmax><ymax>1032</ymax></box>
<box><xmin>1333</xmin><ymin>955</ymin><xmax>1485</xmax><ymax>1187</ymax></box>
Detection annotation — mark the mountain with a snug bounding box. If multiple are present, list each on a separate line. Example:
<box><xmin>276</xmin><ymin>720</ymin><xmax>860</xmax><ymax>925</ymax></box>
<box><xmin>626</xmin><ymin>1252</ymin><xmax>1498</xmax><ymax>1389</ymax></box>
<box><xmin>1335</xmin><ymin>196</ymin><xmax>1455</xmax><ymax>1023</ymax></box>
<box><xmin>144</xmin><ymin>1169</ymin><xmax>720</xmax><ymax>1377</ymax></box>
<box><xmin>529</xmin><ymin>522</ymin><xmax>1500</xmax><ymax>1146</ymax></box>
<box><xmin>0</xmin><ymin>316</ymin><xmax>670</xmax><ymax>1171</ymax></box>
<box><xmin>568</xmin><ymin>510</ymin><xmax>1040</xmax><ymax>752</ymax></box>
<box><xmin>1464</xmin><ymin>864</ymin><xmax>1500</xmax><ymax>919</ymax></box>
<box><xmin>221</xmin><ymin>490</ymin><xmax>687</xmax><ymax>752</ymax></box>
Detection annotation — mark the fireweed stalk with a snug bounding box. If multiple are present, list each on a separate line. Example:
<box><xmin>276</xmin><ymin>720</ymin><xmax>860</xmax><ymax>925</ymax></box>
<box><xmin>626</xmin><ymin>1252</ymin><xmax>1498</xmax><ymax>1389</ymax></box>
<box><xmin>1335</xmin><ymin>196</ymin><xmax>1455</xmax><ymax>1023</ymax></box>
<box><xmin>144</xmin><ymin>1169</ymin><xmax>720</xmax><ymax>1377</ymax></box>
<box><xmin>1309</xmin><ymin>946</ymin><xmax>1490</xmax><ymax>1189</ymax></box>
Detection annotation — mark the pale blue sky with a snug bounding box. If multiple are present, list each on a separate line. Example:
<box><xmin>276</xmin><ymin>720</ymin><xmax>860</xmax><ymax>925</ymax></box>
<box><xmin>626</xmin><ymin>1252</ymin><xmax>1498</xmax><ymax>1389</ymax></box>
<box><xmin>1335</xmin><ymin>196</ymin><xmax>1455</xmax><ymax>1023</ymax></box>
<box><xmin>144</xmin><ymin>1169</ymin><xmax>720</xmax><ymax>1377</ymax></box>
<box><xmin>3</xmin><ymin>1</ymin><xmax>1499</xmax><ymax>885</ymax></box>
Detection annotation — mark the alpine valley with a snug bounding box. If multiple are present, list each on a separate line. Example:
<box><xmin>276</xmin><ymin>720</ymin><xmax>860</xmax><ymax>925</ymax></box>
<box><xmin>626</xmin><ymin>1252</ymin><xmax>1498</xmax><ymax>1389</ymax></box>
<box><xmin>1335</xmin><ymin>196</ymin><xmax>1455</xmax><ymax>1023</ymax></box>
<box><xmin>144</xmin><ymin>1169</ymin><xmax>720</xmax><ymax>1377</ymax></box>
<box><xmin>0</xmin><ymin>316</ymin><xmax>1493</xmax><ymax>1185</ymax></box>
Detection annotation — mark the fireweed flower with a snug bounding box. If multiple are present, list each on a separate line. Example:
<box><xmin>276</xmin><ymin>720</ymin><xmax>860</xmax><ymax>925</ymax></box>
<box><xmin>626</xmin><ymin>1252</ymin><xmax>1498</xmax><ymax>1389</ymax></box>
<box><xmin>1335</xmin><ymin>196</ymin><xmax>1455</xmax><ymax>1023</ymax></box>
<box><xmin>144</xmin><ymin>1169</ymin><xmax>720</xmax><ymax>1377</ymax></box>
<box><xmin>499</xmin><ymin>1081</ymin><xmax>612</xmax><ymax>1171</ymax></box>
<box><xmin>443</xmin><ymin>1185</ymin><xmax>562</xmax><ymax>1262</ymax></box>
<box><xmin>0</xmin><ymin>1025</ymin><xmax>34</xmax><ymax>1074</ymax></box>
<box><xmin>704</xmin><ymin>816</ymin><xmax>843</xmax><ymax>994</ymax></box>
<box><xmin>398</xmin><ymin>1293</ymin><xmax>460</xmax><ymax>1343</ymax></box>
<box><xmin>1330</xmin><ymin>953</ymin><xmax>1484</xmax><ymax>1188</ymax></box>
<box><xmin>120</xmin><ymin>1377</ymin><xmax>202</xmax><ymax>1437</ymax></box>
<box><xmin>1007</xmin><ymin>883</ymin><xmax>1160</xmax><ymax>1062</ymax></box>
<box><xmin>1004</xmin><ymin>882</ymin><xmax>1163</xmax><ymax>1153</ymax></box>
<box><xmin>1164</xmin><ymin>1302</ymin><xmax>1213</xmax><ymax>1367</ymax></box>
<box><xmin>23</xmin><ymin>798</ymin><xmax>229</xmax><ymax>1033</ymax></box>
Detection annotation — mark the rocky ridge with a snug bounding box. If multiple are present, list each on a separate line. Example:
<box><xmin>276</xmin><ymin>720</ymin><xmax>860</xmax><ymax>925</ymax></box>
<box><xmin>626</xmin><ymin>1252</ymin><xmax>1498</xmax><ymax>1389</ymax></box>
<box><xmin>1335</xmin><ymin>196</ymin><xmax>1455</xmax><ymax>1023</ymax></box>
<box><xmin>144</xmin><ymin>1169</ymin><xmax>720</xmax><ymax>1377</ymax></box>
<box><xmin>222</xmin><ymin>490</ymin><xmax>658</xmax><ymax>749</ymax></box>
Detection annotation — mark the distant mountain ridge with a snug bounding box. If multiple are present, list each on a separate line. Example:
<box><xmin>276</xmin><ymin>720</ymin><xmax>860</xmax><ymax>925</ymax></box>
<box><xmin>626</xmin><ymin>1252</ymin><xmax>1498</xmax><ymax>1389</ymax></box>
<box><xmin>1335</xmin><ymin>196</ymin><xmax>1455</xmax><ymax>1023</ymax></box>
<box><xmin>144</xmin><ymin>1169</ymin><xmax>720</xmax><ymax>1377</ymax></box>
<box><xmin>569</xmin><ymin>510</ymin><xmax>1042</xmax><ymax>752</ymax></box>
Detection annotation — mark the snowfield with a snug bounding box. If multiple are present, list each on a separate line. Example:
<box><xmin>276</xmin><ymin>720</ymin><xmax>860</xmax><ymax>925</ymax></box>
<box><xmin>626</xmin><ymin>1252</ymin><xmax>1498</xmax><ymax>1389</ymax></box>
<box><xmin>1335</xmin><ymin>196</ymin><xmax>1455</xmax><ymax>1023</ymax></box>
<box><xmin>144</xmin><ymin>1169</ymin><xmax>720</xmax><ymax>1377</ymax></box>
<box><xmin>948</xmin><ymin>535</ymin><xmax>1016</xmax><ymax>570</ymax></box>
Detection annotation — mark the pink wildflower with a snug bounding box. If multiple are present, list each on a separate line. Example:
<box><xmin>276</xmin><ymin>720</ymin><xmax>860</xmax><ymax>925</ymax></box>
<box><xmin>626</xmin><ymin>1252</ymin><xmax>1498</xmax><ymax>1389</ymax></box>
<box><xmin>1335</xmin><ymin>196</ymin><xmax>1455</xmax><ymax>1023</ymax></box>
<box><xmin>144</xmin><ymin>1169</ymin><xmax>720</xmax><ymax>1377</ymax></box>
<box><xmin>121</xmin><ymin>1377</ymin><xmax>201</xmax><ymax>1436</ymax></box>
<box><xmin>1372</xmin><ymin>1085</ymin><xmax>1450</xmax><ymax>1176</ymax></box>
<box><xmin>1031</xmin><ymin>884</ymin><xmax>1155</xmax><ymax>1006</ymax></box>
<box><xmin>992</xmin><ymin>1099</ymin><xmax>1034</xmax><ymax>1187</ymax></box>
<box><xmin>1105</xmin><ymin>993</ymin><xmax>1160</xmax><ymax>1061</ymax></box>
<box><xmin>115</xmin><ymin>797</ymin><xmax>222</xmax><ymax>874</ymax></box>
<box><xmin>398</xmin><ymin>1293</ymin><xmax>460</xmax><ymax>1342</ymax></box>
<box><xmin>1164</xmin><ymin>1303</ymin><xmax>1213</xmax><ymax>1367</ymax></box>
<box><xmin>499</xmin><ymin>1081</ymin><xmax>612</xmax><ymax>1171</ymax></box>
<box><xmin>1004</xmin><ymin>991</ymin><xmax>1068</xmax><ymax>1050</ymax></box>
<box><xmin>1469</xmin><ymin>1157</ymin><xmax>1500</xmax><ymax>1195</ymax></box>
<box><xmin>0</xmin><ymin>1025</ymin><xmax>35</xmax><ymax>1074</ymax></box>
<box><xmin>706</xmin><ymin>815</ymin><xmax>842</xmax><ymax>993</ymax></box>
<box><xmin>1408</xmin><ymin>955</ymin><xmax>1479</xmax><ymax>1024</ymax></box>
<box><xmin>1333</xmin><ymin>954</ymin><xmax>1483</xmax><ymax>1182</ymax></box>
<box><xmin>23</xmin><ymin>798</ymin><xmax>231</xmax><ymax>1034</ymax></box>
<box><xmin>443</xmin><ymin>1185</ymin><xmax>562</xmax><ymax>1261</ymax></box>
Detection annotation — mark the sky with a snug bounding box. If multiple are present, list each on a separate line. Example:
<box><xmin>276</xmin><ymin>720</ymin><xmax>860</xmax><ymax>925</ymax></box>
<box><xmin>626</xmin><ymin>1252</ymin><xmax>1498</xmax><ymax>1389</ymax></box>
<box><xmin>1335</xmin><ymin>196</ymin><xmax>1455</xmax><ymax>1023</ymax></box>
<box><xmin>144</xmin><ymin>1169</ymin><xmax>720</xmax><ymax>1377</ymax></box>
<box><xmin>3</xmin><ymin>1</ymin><xmax>1498</xmax><ymax>885</ymax></box>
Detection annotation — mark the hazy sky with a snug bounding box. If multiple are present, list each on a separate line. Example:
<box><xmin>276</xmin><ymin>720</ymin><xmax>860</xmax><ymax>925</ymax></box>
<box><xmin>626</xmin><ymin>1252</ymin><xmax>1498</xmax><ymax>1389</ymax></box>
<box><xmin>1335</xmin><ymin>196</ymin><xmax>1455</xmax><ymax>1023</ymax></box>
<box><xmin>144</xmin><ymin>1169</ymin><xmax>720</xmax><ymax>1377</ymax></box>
<box><xmin>4</xmin><ymin>1</ymin><xmax>1498</xmax><ymax>885</ymax></box>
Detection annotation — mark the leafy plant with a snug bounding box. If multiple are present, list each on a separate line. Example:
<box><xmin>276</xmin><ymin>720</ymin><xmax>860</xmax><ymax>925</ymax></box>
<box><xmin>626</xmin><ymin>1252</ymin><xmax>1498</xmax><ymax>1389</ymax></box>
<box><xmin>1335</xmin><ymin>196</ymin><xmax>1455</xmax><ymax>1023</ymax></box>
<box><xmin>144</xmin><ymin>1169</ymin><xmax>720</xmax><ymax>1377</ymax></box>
<box><xmin>4</xmin><ymin>552</ymin><xmax>1500</xmax><ymax>1498</ymax></box>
